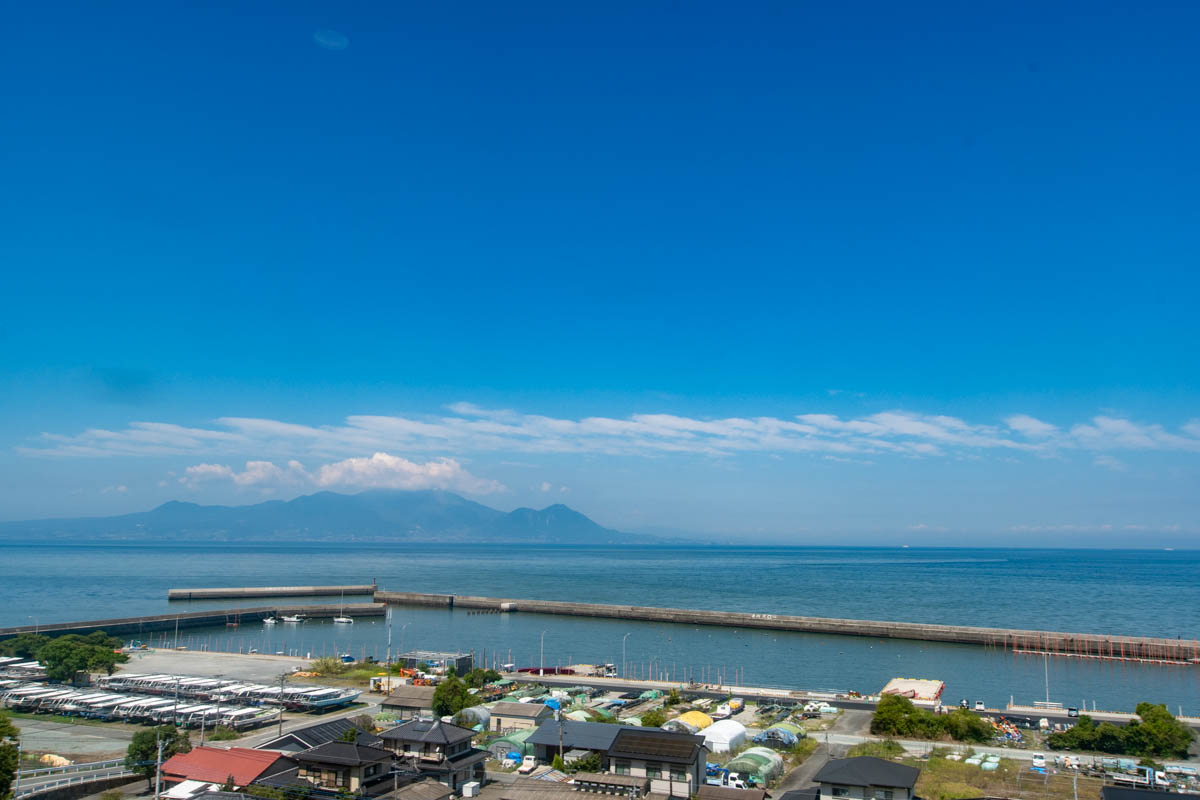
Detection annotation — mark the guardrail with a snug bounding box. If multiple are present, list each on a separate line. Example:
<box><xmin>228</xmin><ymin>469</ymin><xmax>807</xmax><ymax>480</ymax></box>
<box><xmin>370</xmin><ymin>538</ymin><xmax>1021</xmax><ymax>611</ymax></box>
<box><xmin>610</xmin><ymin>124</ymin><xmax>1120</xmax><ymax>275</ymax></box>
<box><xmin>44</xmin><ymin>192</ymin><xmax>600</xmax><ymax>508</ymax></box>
<box><xmin>18</xmin><ymin>758</ymin><xmax>124</xmax><ymax>779</ymax></box>
<box><xmin>15</xmin><ymin>767</ymin><xmax>135</xmax><ymax>798</ymax></box>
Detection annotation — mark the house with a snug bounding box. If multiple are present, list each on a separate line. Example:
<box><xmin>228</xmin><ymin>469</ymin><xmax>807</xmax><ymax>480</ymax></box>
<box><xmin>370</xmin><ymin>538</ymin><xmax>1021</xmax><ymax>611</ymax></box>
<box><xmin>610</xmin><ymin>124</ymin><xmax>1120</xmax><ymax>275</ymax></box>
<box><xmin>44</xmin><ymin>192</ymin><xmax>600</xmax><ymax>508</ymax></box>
<box><xmin>377</xmin><ymin>718</ymin><xmax>487</xmax><ymax>791</ymax></box>
<box><xmin>491</xmin><ymin>701</ymin><xmax>554</xmax><ymax>731</ymax></box>
<box><xmin>526</xmin><ymin>720</ymin><xmax>633</xmax><ymax>765</ymax></box>
<box><xmin>813</xmin><ymin>758</ymin><xmax>920</xmax><ymax>800</ymax></box>
<box><xmin>382</xmin><ymin>685</ymin><xmax>438</xmax><ymax>721</ymax></box>
<box><xmin>606</xmin><ymin>728</ymin><xmax>707</xmax><ymax>798</ymax></box>
<box><xmin>160</xmin><ymin>747</ymin><xmax>294</xmax><ymax>790</ymax></box>
<box><xmin>257</xmin><ymin>717</ymin><xmax>382</xmax><ymax>753</ymax></box>
<box><xmin>288</xmin><ymin>741</ymin><xmax>394</xmax><ymax>792</ymax></box>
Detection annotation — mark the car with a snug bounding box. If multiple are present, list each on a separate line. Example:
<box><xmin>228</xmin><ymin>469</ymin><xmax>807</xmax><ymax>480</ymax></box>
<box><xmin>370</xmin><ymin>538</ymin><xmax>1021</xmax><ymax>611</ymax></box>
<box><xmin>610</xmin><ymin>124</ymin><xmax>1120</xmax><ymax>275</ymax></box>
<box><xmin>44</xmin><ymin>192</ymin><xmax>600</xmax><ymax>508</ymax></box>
<box><xmin>517</xmin><ymin>756</ymin><xmax>538</xmax><ymax>775</ymax></box>
<box><xmin>1032</xmin><ymin>753</ymin><xmax>1046</xmax><ymax>768</ymax></box>
<box><xmin>974</xmin><ymin>700</ymin><xmax>986</xmax><ymax>711</ymax></box>
<box><xmin>1067</xmin><ymin>707</ymin><xmax>1079</xmax><ymax>718</ymax></box>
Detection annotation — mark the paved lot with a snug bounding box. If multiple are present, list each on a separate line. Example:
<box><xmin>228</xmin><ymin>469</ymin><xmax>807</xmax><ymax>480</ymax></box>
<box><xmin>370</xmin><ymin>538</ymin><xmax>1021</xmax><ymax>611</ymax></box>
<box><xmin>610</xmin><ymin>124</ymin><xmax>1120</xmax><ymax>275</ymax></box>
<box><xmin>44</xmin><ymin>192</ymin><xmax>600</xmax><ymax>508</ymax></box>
<box><xmin>120</xmin><ymin>648</ymin><xmax>311</xmax><ymax>682</ymax></box>
<box><xmin>13</xmin><ymin>718</ymin><xmax>138</xmax><ymax>759</ymax></box>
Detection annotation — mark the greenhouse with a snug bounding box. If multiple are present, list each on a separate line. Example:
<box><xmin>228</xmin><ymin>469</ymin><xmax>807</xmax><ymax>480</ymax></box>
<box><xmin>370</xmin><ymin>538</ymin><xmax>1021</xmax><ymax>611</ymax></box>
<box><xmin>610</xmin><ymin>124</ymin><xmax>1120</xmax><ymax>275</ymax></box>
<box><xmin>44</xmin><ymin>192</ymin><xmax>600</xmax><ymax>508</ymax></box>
<box><xmin>662</xmin><ymin>719</ymin><xmax>698</xmax><ymax>734</ymax></box>
<box><xmin>702</xmin><ymin>719</ymin><xmax>747</xmax><ymax>753</ymax></box>
<box><xmin>676</xmin><ymin>710</ymin><xmax>714</xmax><ymax>730</ymax></box>
<box><xmin>486</xmin><ymin>728</ymin><xmax>535</xmax><ymax>759</ymax></box>
<box><xmin>725</xmin><ymin>746</ymin><xmax>784</xmax><ymax>782</ymax></box>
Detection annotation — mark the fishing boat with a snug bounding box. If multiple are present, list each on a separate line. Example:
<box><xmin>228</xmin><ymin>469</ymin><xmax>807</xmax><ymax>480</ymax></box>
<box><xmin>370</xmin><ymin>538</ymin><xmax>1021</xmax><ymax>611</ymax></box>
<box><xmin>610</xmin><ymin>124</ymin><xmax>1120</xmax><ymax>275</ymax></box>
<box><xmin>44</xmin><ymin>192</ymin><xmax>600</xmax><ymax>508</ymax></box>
<box><xmin>280</xmin><ymin>613</ymin><xmax>305</xmax><ymax>623</ymax></box>
<box><xmin>262</xmin><ymin>616</ymin><xmax>278</xmax><ymax>625</ymax></box>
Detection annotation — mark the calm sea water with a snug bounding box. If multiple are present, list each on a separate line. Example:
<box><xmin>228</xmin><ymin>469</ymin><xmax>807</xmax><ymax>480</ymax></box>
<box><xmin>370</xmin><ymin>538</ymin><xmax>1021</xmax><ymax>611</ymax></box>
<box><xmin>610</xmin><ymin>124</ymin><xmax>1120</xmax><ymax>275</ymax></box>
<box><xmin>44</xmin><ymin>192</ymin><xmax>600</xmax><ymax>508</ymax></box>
<box><xmin>2</xmin><ymin>544</ymin><xmax>1198</xmax><ymax>713</ymax></box>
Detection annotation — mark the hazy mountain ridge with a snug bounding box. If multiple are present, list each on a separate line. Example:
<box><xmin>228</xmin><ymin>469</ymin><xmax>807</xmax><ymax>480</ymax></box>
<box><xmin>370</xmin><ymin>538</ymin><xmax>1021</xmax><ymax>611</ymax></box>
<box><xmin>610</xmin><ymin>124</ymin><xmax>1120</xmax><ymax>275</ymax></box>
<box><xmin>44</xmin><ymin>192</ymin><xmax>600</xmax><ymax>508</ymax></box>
<box><xmin>0</xmin><ymin>489</ymin><xmax>657</xmax><ymax>544</ymax></box>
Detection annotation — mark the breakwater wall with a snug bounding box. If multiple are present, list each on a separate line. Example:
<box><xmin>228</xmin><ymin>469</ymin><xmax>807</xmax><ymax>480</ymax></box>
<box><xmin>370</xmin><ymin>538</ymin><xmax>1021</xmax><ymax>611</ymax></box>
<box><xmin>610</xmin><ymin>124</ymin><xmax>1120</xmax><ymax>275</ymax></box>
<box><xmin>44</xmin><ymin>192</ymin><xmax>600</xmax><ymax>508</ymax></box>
<box><xmin>375</xmin><ymin>591</ymin><xmax>1200</xmax><ymax>664</ymax></box>
<box><xmin>167</xmin><ymin>584</ymin><xmax>376</xmax><ymax>600</ymax></box>
<box><xmin>0</xmin><ymin>603</ymin><xmax>386</xmax><ymax>640</ymax></box>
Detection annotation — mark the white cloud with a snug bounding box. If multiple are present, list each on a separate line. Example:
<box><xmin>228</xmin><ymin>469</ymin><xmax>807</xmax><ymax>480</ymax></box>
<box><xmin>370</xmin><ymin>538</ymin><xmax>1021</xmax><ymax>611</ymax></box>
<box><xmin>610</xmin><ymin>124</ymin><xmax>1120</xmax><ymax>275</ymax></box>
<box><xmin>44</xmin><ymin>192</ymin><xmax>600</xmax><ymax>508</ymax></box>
<box><xmin>22</xmin><ymin>405</ymin><xmax>1200</xmax><ymax>466</ymax></box>
<box><xmin>313</xmin><ymin>30</ymin><xmax>349</xmax><ymax>50</ymax></box>
<box><xmin>1005</xmin><ymin>414</ymin><xmax>1058</xmax><ymax>438</ymax></box>
<box><xmin>1093</xmin><ymin>454</ymin><xmax>1127</xmax><ymax>471</ymax></box>
<box><xmin>181</xmin><ymin>453</ymin><xmax>503</xmax><ymax>495</ymax></box>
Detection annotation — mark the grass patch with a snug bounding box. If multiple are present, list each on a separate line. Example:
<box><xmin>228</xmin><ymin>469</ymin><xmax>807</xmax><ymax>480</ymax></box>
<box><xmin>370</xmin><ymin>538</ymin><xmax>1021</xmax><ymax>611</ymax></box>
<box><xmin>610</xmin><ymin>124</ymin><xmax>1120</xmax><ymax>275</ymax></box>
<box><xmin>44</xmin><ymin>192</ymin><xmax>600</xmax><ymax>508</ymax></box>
<box><xmin>912</xmin><ymin>752</ymin><xmax>1105</xmax><ymax>800</ymax></box>
<box><xmin>847</xmin><ymin>739</ymin><xmax>905</xmax><ymax>758</ymax></box>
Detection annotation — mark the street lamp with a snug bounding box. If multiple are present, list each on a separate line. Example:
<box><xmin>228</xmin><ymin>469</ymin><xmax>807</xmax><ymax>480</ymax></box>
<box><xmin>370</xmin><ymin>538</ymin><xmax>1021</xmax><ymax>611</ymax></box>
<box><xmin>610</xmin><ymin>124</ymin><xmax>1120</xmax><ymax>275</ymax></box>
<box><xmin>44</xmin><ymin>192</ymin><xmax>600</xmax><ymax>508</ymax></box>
<box><xmin>28</xmin><ymin>617</ymin><xmax>38</xmax><ymax>635</ymax></box>
<box><xmin>622</xmin><ymin>633</ymin><xmax>631</xmax><ymax>680</ymax></box>
<box><xmin>540</xmin><ymin>630</ymin><xmax>548</xmax><ymax>673</ymax></box>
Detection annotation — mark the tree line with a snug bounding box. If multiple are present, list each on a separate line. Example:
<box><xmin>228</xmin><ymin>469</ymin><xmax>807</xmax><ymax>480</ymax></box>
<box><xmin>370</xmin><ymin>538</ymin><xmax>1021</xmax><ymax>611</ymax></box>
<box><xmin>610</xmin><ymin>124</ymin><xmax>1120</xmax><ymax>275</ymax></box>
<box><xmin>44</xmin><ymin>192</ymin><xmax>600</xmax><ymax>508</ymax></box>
<box><xmin>0</xmin><ymin>631</ymin><xmax>129</xmax><ymax>682</ymax></box>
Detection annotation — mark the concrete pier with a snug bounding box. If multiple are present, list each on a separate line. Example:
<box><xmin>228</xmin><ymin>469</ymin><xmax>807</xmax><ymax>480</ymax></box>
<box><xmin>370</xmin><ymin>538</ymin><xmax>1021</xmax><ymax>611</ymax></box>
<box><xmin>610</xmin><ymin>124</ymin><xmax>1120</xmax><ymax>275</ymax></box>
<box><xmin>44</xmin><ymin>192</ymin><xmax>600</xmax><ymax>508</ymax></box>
<box><xmin>167</xmin><ymin>584</ymin><xmax>376</xmax><ymax>600</ymax></box>
<box><xmin>375</xmin><ymin>591</ymin><xmax>1200</xmax><ymax>664</ymax></box>
<box><xmin>0</xmin><ymin>603</ymin><xmax>386</xmax><ymax>640</ymax></box>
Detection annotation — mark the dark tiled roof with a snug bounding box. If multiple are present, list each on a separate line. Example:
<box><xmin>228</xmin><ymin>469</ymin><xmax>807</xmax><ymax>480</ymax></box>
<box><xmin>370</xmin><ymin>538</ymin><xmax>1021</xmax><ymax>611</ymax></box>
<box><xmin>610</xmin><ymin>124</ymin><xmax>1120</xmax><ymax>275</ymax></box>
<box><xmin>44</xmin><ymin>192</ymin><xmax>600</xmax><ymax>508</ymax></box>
<box><xmin>258</xmin><ymin>718</ymin><xmax>381</xmax><ymax>751</ymax></box>
<box><xmin>527</xmin><ymin>720</ymin><xmax>632</xmax><ymax>752</ymax></box>
<box><xmin>1101</xmin><ymin>789</ymin><xmax>1175</xmax><ymax>800</ymax></box>
<box><xmin>379</xmin><ymin>719</ymin><xmax>475</xmax><ymax>746</ymax></box>
<box><xmin>696</xmin><ymin>786</ymin><xmax>768</xmax><ymax>800</ymax></box>
<box><xmin>492</xmin><ymin>702</ymin><xmax>553</xmax><ymax>718</ymax></box>
<box><xmin>573</xmin><ymin>772</ymin><xmax>650</xmax><ymax>788</ymax></box>
<box><xmin>293</xmin><ymin>741</ymin><xmax>394</xmax><ymax>767</ymax></box>
<box><xmin>392</xmin><ymin>779</ymin><xmax>455</xmax><ymax>800</ymax></box>
<box><xmin>776</xmin><ymin>789</ymin><xmax>819</xmax><ymax>800</ymax></box>
<box><xmin>608</xmin><ymin>728</ymin><xmax>705</xmax><ymax>764</ymax></box>
<box><xmin>814</xmin><ymin>758</ymin><xmax>919</xmax><ymax>790</ymax></box>
<box><xmin>383</xmin><ymin>685</ymin><xmax>437</xmax><ymax>706</ymax></box>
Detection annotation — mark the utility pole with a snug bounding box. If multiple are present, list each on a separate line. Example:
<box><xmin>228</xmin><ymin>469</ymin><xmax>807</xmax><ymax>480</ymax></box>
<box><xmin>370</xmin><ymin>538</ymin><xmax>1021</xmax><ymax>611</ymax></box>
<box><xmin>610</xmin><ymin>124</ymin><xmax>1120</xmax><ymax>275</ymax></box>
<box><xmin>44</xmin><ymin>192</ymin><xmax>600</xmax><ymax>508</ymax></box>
<box><xmin>540</xmin><ymin>631</ymin><xmax>547</xmax><ymax>674</ymax></box>
<box><xmin>172</xmin><ymin>678</ymin><xmax>181</xmax><ymax>727</ymax></box>
<box><xmin>278</xmin><ymin>673</ymin><xmax>287</xmax><ymax>738</ymax></box>
<box><xmin>154</xmin><ymin>732</ymin><xmax>164</xmax><ymax>800</ymax></box>
<box><xmin>385</xmin><ymin>607</ymin><xmax>393</xmax><ymax>695</ymax></box>
<box><xmin>1044</xmin><ymin>653</ymin><xmax>1050</xmax><ymax>704</ymax></box>
<box><xmin>622</xmin><ymin>633</ymin><xmax>631</xmax><ymax>680</ymax></box>
<box><xmin>13</xmin><ymin>741</ymin><xmax>21</xmax><ymax>798</ymax></box>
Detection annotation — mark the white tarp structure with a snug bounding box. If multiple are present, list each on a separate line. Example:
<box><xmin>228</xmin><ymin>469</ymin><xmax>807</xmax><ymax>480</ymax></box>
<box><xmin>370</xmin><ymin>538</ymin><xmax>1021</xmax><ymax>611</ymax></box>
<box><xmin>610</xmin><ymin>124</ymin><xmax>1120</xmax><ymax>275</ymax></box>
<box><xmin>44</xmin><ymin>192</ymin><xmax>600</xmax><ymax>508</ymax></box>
<box><xmin>702</xmin><ymin>719</ymin><xmax>747</xmax><ymax>753</ymax></box>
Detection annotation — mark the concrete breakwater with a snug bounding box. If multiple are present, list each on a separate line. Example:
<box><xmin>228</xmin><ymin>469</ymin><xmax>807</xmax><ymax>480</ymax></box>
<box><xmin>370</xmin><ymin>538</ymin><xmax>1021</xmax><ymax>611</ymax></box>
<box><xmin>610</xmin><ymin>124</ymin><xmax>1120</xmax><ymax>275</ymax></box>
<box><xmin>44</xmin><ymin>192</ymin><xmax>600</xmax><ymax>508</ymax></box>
<box><xmin>167</xmin><ymin>584</ymin><xmax>376</xmax><ymax>600</ymax></box>
<box><xmin>376</xmin><ymin>591</ymin><xmax>1200</xmax><ymax>665</ymax></box>
<box><xmin>0</xmin><ymin>603</ymin><xmax>386</xmax><ymax>640</ymax></box>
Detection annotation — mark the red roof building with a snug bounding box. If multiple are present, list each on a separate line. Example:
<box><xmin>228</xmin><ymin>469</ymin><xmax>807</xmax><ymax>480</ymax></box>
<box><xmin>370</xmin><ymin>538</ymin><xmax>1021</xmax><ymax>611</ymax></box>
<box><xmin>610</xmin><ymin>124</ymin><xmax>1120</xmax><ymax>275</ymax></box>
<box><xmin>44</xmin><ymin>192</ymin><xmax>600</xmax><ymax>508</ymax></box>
<box><xmin>161</xmin><ymin>747</ymin><xmax>294</xmax><ymax>788</ymax></box>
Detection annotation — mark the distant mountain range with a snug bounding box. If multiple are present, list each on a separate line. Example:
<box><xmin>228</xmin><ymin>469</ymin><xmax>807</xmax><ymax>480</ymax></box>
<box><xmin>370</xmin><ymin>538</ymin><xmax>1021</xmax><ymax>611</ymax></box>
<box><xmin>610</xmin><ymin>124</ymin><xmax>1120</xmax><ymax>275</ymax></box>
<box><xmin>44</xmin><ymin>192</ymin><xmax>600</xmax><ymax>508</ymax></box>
<box><xmin>0</xmin><ymin>489</ymin><xmax>660</xmax><ymax>544</ymax></box>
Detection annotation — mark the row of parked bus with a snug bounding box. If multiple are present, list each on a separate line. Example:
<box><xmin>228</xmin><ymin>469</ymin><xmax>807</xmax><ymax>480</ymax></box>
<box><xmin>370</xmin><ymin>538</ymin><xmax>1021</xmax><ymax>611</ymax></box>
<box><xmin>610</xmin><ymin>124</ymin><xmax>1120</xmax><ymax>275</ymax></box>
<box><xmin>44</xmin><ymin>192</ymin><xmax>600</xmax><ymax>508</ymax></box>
<box><xmin>96</xmin><ymin>673</ymin><xmax>361</xmax><ymax>710</ymax></box>
<box><xmin>0</xmin><ymin>679</ymin><xmax>281</xmax><ymax>729</ymax></box>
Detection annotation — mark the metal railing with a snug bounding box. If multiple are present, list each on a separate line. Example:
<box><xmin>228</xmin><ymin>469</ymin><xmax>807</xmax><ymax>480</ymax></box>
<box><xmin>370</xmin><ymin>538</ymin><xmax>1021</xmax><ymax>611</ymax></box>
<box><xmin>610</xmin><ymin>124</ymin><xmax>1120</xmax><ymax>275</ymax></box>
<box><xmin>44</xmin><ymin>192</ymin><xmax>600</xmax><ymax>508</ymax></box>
<box><xmin>15</xmin><ymin>767</ymin><xmax>136</xmax><ymax>798</ymax></box>
<box><xmin>18</xmin><ymin>758</ymin><xmax>125</xmax><ymax>779</ymax></box>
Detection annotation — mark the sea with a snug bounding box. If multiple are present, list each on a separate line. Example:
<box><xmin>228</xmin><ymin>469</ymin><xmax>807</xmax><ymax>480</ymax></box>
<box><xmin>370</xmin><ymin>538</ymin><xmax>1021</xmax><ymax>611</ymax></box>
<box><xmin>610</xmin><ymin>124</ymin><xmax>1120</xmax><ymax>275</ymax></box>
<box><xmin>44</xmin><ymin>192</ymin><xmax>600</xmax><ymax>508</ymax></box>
<box><xmin>2</xmin><ymin>543</ymin><xmax>1198</xmax><ymax>714</ymax></box>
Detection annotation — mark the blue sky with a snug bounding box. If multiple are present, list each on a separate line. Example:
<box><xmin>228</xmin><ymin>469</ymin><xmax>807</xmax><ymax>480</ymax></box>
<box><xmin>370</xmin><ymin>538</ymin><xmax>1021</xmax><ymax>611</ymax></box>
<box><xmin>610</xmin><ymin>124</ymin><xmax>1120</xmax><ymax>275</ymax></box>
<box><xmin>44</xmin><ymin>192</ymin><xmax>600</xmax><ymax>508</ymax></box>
<box><xmin>2</xmin><ymin>0</ymin><xmax>1198</xmax><ymax>544</ymax></box>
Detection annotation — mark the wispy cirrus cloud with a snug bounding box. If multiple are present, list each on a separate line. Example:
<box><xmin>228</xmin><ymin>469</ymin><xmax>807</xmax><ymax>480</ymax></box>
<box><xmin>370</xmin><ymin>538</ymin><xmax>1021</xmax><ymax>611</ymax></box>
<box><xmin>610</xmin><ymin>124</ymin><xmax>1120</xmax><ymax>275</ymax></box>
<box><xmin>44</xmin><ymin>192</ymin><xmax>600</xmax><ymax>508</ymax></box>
<box><xmin>182</xmin><ymin>453</ymin><xmax>504</xmax><ymax>494</ymax></box>
<box><xmin>19</xmin><ymin>405</ymin><xmax>1200</xmax><ymax>462</ymax></box>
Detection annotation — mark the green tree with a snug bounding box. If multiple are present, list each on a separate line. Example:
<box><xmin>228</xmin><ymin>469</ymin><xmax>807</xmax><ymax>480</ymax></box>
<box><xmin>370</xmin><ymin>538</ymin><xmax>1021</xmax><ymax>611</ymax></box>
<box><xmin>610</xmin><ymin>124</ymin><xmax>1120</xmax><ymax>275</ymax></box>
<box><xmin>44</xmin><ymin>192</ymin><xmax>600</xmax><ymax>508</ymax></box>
<box><xmin>640</xmin><ymin>710</ymin><xmax>667</xmax><ymax>728</ymax></box>
<box><xmin>432</xmin><ymin>674</ymin><xmax>481</xmax><ymax>717</ymax></box>
<box><xmin>0</xmin><ymin>712</ymin><xmax>19</xmax><ymax>800</ymax></box>
<box><xmin>664</xmin><ymin>689</ymin><xmax>682</xmax><ymax>708</ymax></box>
<box><xmin>36</xmin><ymin>636</ymin><xmax>127</xmax><ymax>682</ymax></box>
<box><xmin>565</xmin><ymin>752</ymin><xmax>602</xmax><ymax>774</ymax></box>
<box><xmin>310</xmin><ymin>657</ymin><xmax>347</xmax><ymax>676</ymax></box>
<box><xmin>463</xmin><ymin>668</ymin><xmax>502</xmax><ymax>689</ymax></box>
<box><xmin>551</xmin><ymin>754</ymin><xmax>565</xmax><ymax>771</ymax></box>
<box><xmin>339</xmin><ymin>727</ymin><xmax>359</xmax><ymax>742</ymax></box>
<box><xmin>221</xmin><ymin>775</ymin><xmax>236</xmax><ymax>792</ymax></box>
<box><xmin>126</xmin><ymin>726</ymin><xmax>192</xmax><ymax>790</ymax></box>
<box><xmin>0</xmin><ymin>633</ymin><xmax>49</xmax><ymax>659</ymax></box>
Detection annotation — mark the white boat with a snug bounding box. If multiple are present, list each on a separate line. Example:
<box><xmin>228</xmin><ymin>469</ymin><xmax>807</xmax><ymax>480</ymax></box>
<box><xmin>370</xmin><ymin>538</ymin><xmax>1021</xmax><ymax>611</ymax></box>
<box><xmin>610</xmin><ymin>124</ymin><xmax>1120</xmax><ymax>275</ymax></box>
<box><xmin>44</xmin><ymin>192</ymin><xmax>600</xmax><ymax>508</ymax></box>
<box><xmin>262</xmin><ymin>617</ymin><xmax>278</xmax><ymax>625</ymax></box>
<box><xmin>280</xmin><ymin>614</ymin><xmax>305</xmax><ymax>623</ymax></box>
<box><xmin>333</xmin><ymin>591</ymin><xmax>353</xmax><ymax>623</ymax></box>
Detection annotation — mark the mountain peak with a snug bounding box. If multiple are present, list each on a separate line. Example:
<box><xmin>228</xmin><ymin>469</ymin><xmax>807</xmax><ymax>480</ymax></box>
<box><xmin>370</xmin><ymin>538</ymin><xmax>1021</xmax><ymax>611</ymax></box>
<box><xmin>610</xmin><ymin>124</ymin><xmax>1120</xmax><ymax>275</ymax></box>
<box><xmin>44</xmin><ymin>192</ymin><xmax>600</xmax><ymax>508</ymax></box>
<box><xmin>1</xmin><ymin>489</ymin><xmax>656</xmax><ymax>544</ymax></box>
